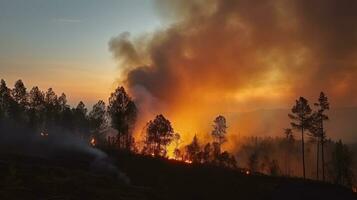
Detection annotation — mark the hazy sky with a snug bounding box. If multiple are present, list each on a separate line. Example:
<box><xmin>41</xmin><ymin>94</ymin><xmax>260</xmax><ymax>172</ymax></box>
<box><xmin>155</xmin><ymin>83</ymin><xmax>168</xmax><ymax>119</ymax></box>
<box><xmin>1</xmin><ymin>0</ymin><xmax>356</xmax><ymax>141</ymax></box>
<box><xmin>0</xmin><ymin>0</ymin><xmax>160</xmax><ymax>106</ymax></box>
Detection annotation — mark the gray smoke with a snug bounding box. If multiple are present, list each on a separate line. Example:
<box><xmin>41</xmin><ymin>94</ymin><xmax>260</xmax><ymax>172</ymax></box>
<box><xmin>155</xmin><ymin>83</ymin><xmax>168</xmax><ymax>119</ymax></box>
<box><xmin>109</xmin><ymin>0</ymin><xmax>357</xmax><ymax>145</ymax></box>
<box><xmin>0</xmin><ymin>127</ymin><xmax>130</xmax><ymax>184</ymax></box>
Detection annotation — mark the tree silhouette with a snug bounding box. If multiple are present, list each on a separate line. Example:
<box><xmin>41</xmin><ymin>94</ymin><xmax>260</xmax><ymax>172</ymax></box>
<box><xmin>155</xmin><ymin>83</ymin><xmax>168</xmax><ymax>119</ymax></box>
<box><xmin>73</xmin><ymin>101</ymin><xmax>89</xmax><ymax>137</ymax></box>
<box><xmin>28</xmin><ymin>86</ymin><xmax>45</xmax><ymax>132</ymax></box>
<box><xmin>44</xmin><ymin>88</ymin><xmax>59</xmax><ymax>132</ymax></box>
<box><xmin>12</xmin><ymin>80</ymin><xmax>27</xmax><ymax>105</ymax></box>
<box><xmin>283</xmin><ymin>128</ymin><xmax>294</xmax><ymax>176</ymax></box>
<box><xmin>172</xmin><ymin>133</ymin><xmax>181</xmax><ymax>159</ymax></box>
<box><xmin>0</xmin><ymin>80</ymin><xmax>9</xmax><ymax>121</ymax></box>
<box><xmin>314</xmin><ymin>92</ymin><xmax>329</xmax><ymax>181</ymax></box>
<box><xmin>0</xmin><ymin>79</ymin><xmax>18</xmax><ymax>122</ymax></box>
<box><xmin>144</xmin><ymin>114</ymin><xmax>174</xmax><ymax>157</ymax></box>
<box><xmin>58</xmin><ymin>93</ymin><xmax>74</xmax><ymax>131</ymax></box>
<box><xmin>11</xmin><ymin>80</ymin><xmax>28</xmax><ymax>122</ymax></box>
<box><xmin>288</xmin><ymin>97</ymin><xmax>312</xmax><ymax>179</ymax></box>
<box><xmin>202</xmin><ymin>143</ymin><xmax>212</xmax><ymax>163</ymax></box>
<box><xmin>211</xmin><ymin>115</ymin><xmax>227</xmax><ymax>153</ymax></box>
<box><xmin>216</xmin><ymin>151</ymin><xmax>237</xmax><ymax>168</ymax></box>
<box><xmin>58</xmin><ymin>93</ymin><xmax>69</xmax><ymax>111</ymax></box>
<box><xmin>331</xmin><ymin>140</ymin><xmax>354</xmax><ymax>187</ymax></box>
<box><xmin>185</xmin><ymin>135</ymin><xmax>201</xmax><ymax>163</ymax></box>
<box><xmin>0</xmin><ymin>80</ymin><xmax>8</xmax><ymax>119</ymax></box>
<box><xmin>89</xmin><ymin>100</ymin><xmax>107</xmax><ymax>139</ymax></box>
<box><xmin>108</xmin><ymin>86</ymin><xmax>137</xmax><ymax>150</ymax></box>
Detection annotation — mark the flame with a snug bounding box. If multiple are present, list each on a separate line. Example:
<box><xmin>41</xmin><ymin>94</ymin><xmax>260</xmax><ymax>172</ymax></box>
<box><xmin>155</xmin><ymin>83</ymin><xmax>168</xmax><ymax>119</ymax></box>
<box><xmin>245</xmin><ymin>170</ymin><xmax>250</xmax><ymax>175</ymax></box>
<box><xmin>90</xmin><ymin>138</ymin><xmax>96</xmax><ymax>147</ymax></box>
<box><xmin>184</xmin><ymin>160</ymin><xmax>193</xmax><ymax>164</ymax></box>
<box><xmin>147</xmin><ymin>152</ymin><xmax>192</xmax><ymax>164</ymax></box>
<box><xmin>169</xmin><ymin>155</ymin><xmax>192</xmax><ymax>164</ymax></box>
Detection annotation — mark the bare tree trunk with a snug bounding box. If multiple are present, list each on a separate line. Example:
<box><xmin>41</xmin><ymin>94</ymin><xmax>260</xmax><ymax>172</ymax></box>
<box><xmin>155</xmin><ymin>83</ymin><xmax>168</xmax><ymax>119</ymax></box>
<box><xmin>321</xmin><ymin>137</ymin><xmax>325</xmax><ymax>181</ymax></box>
<box><xmin>321</xmin><ymin>121</ymin><xmax>325</xmax><ymax>181</ymax></box>
<box><xmin>316</xmin><ymin>139</ymin><xmax>319</xmax><ymax>180</ymax></box>
<box><xmin>285</xmin><ymin>151</ymin><xmax>288</xmax><ymax>176</ymax></box>
<box><xmin>302</xmin><ymin>127</ymin><xmax>306</xmax><ymax>179</ymax></box>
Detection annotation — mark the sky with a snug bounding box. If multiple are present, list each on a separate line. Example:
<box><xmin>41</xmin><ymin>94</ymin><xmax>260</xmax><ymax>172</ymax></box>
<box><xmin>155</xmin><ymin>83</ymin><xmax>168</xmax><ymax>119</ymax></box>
<box><xmin>0</xmin><ymin>0</ymin><xmax>161</xmax><ymax>106</ymax></box>
<box><xmin>1</xmin><ymin>0</ymin><xmax>356</xmax><ymax>143</ymax></box>
<box><xmin>107</xmin><ymin>0</ymin><xmax>357</xmax><ymax>143</ymax></box>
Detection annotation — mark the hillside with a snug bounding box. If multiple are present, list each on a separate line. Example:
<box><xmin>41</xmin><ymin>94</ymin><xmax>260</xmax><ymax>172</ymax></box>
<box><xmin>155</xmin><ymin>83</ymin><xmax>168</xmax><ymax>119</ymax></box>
<box><xmin>0</xmin><ymin>152</ymin><xmax>355</xmax><ymax>200</ymax></box>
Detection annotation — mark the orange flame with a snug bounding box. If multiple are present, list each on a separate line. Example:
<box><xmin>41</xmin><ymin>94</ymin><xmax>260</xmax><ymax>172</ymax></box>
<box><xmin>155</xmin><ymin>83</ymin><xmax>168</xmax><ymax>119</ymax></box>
<box><xmin>90</xmin><ymin>138</ymin><xmax>96</xmax><ymax>147</ymax></box>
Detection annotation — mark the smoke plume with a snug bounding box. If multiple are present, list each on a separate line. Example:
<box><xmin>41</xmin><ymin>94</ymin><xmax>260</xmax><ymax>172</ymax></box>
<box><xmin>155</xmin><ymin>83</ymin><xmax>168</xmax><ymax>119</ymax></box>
<box><xmin>0</xmin><ymin>126</ymin><xmax>130</xmax><ymax>184</ymax></box>
<box><xmin>109</xmin><ymin>0</ymin><xmax>357</xmax><ymax>147</ymax></box>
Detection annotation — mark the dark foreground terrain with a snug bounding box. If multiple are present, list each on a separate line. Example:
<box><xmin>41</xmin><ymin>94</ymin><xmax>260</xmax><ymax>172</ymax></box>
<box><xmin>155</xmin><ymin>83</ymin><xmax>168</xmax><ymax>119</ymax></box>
<box><xmin>0</xmin><ymin>151</ymin><xmax>355</xmax><ymax>200</ymax></box>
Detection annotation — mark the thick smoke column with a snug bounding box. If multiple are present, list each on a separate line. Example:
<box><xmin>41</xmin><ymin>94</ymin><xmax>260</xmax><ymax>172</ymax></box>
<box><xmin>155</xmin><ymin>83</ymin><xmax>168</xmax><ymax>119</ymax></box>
<box><xmin>109</xmin><ymin>0</ymin><xmax>357</xmax><ymax>146</ymax></box>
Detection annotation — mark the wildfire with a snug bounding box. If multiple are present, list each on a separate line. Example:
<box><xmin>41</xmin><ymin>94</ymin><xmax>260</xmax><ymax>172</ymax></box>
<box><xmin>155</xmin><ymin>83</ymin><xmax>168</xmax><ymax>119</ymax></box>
<box><xmin>90</xmin><ymin>138</ymin><xmax>96</xmax><ymax>147</ymax></box>
<box><xmin>165</xmin><ymin>153</ymin><xmax>192</xmax><ymax>164</ymax></box>
<box><xmin>148</xmin><ymin>153</ymin><xmax>193</xmax><ymax>164</ymax></box>
<box><xmin>184</xmin><ymin>160</ymin><xmax>193</xmax><ymax>164</ymax></box>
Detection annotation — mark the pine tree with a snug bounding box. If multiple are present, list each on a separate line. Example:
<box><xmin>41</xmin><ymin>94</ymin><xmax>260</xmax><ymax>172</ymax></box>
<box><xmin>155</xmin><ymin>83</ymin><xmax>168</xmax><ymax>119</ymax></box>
<box><xmin>107</xmin><ymin>86</ymin><xmax>137</xmax><ymax>150</ymax></box>
<box><xmin>314</xmin><ymin>92</ymin><xmax>329</xmax><ymax>181</ymax></box>
<box><xmin>145</xmin><ymin>114</ymin><xmax>174</xmax><ymax>157</ymax></box>
<box><xmin>288</xmin><ymin>97</ymin><xmax>312</xmax><ymax>179</ymax></box>
<box><xmin>211</xmin><ymin>115</ymin><xmax>227</xmax><ymax>154</ymax></box>
<box><xmin>186</xmin><ymin>135</ymin><xmax>200</xmax><ymax>163</ymax></box>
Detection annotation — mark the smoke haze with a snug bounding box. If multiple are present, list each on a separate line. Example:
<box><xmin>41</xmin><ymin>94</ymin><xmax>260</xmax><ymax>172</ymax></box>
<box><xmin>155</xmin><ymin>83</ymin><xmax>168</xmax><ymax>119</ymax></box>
<box><xmin>109</xmin><ymin>0</ymin><xmax>357</xmax><ymax>147</ymax></box>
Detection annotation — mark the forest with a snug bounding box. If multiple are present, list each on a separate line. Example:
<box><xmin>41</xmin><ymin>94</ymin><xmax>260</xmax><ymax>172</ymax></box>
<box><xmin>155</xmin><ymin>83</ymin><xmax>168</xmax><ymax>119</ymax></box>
<box><xmin>0</xmin><ymin>78</ymin><xmax>355</xmax><ymax>194</ymax></box>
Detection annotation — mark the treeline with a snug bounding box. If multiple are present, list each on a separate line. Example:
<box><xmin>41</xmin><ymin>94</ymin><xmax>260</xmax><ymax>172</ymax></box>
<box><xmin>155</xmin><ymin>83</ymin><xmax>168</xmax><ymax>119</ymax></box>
<box><xmin>0</xmin><ymin>79</ymin><xmax>354</xmax><ymax>189</ymax></box>
<box><xmin>235</xmin><ymin>92</ymin><xmax>355</xmax><ymax>189</ymax></box>
<box><xmin>0</xmin><ymin>79</ymin><xmax>106</xmax><ymax>140</ymax></box>
<box><xmin>0</xmin><ymin>79</ymin><xmax>140</xmax><ymax>152</ymax></box>
<box><xmin>285</xmin><ymin>93</ymin><xmax>355</xmax><ymax>187</ymax></box>
<box><xmin>0</xmin><ymin>79</ymin><xmax>236</xmax><ymax>168</ymax></box>
<box><xmin>237</xmin><ymin>136</ymin><xmax>355</xmax><ymax>188</ymax></box>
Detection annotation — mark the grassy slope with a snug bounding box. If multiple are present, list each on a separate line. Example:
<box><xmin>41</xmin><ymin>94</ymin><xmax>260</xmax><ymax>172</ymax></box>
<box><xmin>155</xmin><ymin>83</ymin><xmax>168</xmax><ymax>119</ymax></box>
<box><xmin>0</xmin><ymin>152</ymin><xmax>356</xmax><ymax>200</ymax></box>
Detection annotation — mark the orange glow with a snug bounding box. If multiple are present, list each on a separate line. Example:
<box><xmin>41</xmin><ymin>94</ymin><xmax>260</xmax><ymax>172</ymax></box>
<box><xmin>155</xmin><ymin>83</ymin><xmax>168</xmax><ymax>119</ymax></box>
<box><xmin>184</xmin><ymin>160</ymin><xmax>193</xmax><ymax>164</ymax></box>
<box><xmin>90</xmin><ymin>138</ymin><xmax>96</xmax><ymax>147</ymax></box>
<box><xmin>114</xmin><ymin>0</ymin><xmax>357</xmax><ymax>154</ymax></box>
